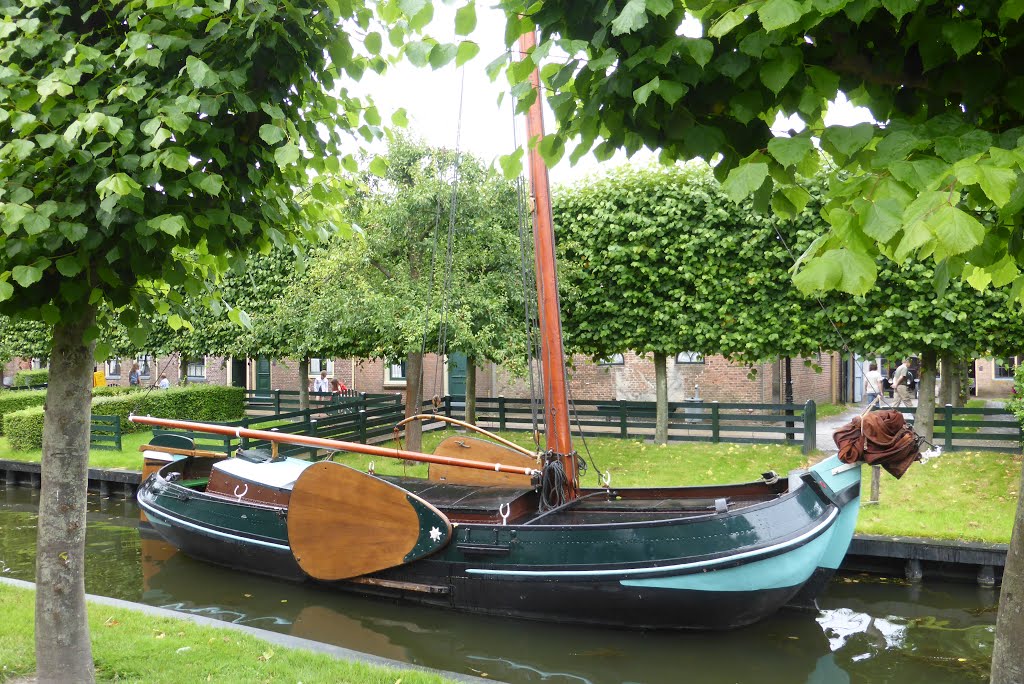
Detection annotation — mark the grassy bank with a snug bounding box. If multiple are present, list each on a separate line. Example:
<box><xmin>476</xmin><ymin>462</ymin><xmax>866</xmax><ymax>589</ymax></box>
<box><xmin>0</xmin><ymin>583</ymin><xmax>454</xmax><ymax>684</ymax></box>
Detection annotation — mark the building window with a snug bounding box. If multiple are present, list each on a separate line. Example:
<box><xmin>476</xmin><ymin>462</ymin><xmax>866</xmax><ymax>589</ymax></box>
<box><xmin>105</xmin><ymin>358</ymin><xmax>122</xmax><ymax>379</ymax></box>
<box><xmin>385</xmin><ymin>360</ymin><xmax>407</xmax><ymax>385</ymax></box>
<box><xmin>598</xmin><ymin>354</ymin><xmax>625</xmax><ymax>366</ymax></box>
<box><xmin>31</xmin><ymin>358</ymin><xmax>47</xmax><ymax>370</ymax></box>
<box><xmin>676</xmin><ymin>352</ymin><xmax>704</xmax><ymax>364</ymax></box>
<box><xmin>995</xmin><ymin>357</ymin><xmax>1019</xmax><ymax>379</ymax></box>
<box><xmin>309</xmin><ymin>358</ymin><xmax>335</xmax><ymax>377</ymax></box>
<box><xmin>186</xmin><ymin>358</ymin><xmax>206</xmax><ymax>381</ymax></box>
<box><xmin>137</xmin><ymin>354</ymin><xmax>153</xmax><ymax>380</ymax></box>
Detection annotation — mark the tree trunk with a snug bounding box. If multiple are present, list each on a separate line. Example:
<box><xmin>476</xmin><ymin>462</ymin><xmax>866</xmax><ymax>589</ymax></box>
<box><xmin>915</xmin><ymin>349</ymin><xmax>937</xmax><ymax>443</ymax></box>
<box><xmin>298</xmin><ymin>357</ymin><xmax>309</xmax><ymax>411</ymax></box>
<box><xmin>993</xmin><ymin>465</ymin><xmax>1024</xmax><ymax>683</ymax></box>
<box><xmin>178</xmin><ymin>355</ymin><xmax>188</xmax><ymax>385</ymax></box>
<box><xmin>654</xmin><ymin>352</ymin><xmax>668</xmax><ymax>445</ymax></box>
<box><xmin>405</xmin><ymin>352</ymin><xmax>423</xmax><ymax>453</ymax></box>
<box><xmin>938</xmin><ymin>353</ymin><xmax>954</xmax><ymax>407</ymax></box>
<box><xmin>955</xmin><ymin>360</ymin><xmax>970</xmax><ymax>408</ymax></box>
<box><xmin>465</xmin><ymin>354</ymin><xmax>477</xmax><ymax>425</ymax></box>
<box><xmin>36</xmin><ymin>306</ymin><xmax>97</xmax><ymax>683</ymax></box>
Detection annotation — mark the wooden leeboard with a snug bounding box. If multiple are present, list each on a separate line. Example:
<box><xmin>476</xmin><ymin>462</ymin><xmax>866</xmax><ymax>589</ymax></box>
<box><xmin>428</xmin><ymin>436</ymin><xmax>537</xmax><ymax>487</ymax></box>
<box><xmin>288</xmin><ymin>462</ymin><xmax>451</xmax><ymax>581</ymax></box>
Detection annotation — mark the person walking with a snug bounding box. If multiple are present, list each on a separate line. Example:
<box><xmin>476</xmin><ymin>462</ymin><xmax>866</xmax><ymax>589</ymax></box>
<box><xmin>128</xmin><ymin>362</ymin><xmax>141</xmax><ymax>387</ymax></box>
<box><xmin>863</xmin><ymin>362</ymin><xmax>884</xmax><ymax>407</ymax></box>
<box><xmin>891</xmin><ymin>358</ymin><xmax>914</xmax><ymax>407</ymax></box>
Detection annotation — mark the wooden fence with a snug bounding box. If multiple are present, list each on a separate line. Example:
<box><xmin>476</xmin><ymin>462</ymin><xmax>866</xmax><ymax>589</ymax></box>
<box><xmin>436</xmin><ymin>396</ymin><xmax>818</xmax><ymax>454</ymax></box>
<box><xmin>89</xmin><ymin>415</ymin><xmax>122</xmax><ymax>451</ymax></box>
<box><xmin>243</xmin><ymin>388</ymin><xmax>365</xmax><ymax>414</ymax></box>
<box><xmin>156</xmin><ymin>393</ymin><xmax>405</xmax><ymax>459</ymax></box>
<box><xmin>887</xmin><ymin>404</ymin><xmax>1022</xmax><ymax>454</ymax></box>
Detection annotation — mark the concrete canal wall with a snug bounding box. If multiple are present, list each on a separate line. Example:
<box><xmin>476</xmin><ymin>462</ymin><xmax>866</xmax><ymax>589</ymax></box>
<box><xmin>1</xmin><ymin>458</ymin><xmax>1008</xmax><ymax>588</ymax></box>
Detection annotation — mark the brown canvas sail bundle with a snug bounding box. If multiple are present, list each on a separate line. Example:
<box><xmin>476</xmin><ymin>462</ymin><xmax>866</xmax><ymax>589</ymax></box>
<box><xmin>834</xmin><ymin>410</ymin><xmax>921</xmax><ymax>479</ymax></box>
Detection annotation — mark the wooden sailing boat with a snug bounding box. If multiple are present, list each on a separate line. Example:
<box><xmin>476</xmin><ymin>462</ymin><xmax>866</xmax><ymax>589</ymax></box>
<box><xmin>132</xmin><ymin>31</ymin><xmax>866</xmax><ymax>630</ymax></box>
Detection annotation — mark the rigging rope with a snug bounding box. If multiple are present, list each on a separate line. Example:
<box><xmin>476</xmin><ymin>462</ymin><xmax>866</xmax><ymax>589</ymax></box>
<box><xmin>430</xmin><ymin>68</ymin><xmax>466</xmax><ymax>405</ymax></box>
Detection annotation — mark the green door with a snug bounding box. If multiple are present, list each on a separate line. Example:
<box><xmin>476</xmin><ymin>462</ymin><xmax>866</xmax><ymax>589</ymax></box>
<box><xmin>231</xmin><ymin>358</ymin><xmax>247</xmax><ymax>388</ymax></box>
<box><xmin>256</xmin><ymin>356</ymin><xmax>272</xmax><ymax>397</ymax></box>
<box><xmin>448</xmin><ymin>353</ymin><xmax>468</xmax><ymax>399</ymax></box>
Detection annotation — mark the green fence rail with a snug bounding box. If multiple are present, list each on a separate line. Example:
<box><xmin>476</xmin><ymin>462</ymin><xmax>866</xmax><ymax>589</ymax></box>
<box><xmin>156</xmin><ymin>393</ymin><xmax>405</xmax><ymax>458</ymax></box>
<box><xmin>881</xmin><ymin>404</ymin><xmax>1023</xmax><ymax>454</ymax></box>
<box><xmin>243</xmin><ymin>388</ymin><xmax>367</xmax><ymax>414</ymax></box>
<box><xmin>90</xmin><ymin>415</ymin><xmax>122</xmax><ymax>451</ymax></box>
<box><xmin>437</xmin><ymin>395</ymin><xmax>819</xmax><ymax>454</ymax></box>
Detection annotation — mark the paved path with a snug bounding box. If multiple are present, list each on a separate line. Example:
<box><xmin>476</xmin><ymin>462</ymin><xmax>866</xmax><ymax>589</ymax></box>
<box><xmin>815</xmin><ymin>405</ymin><xmax>864</xmax><ymax>455</ymax></box>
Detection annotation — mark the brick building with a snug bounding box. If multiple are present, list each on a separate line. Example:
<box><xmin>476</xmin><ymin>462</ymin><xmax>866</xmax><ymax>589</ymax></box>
<box><xmin>5</xmin><ymin>350</ymin><xmax>839</xmax><ymax>405</ymax></box>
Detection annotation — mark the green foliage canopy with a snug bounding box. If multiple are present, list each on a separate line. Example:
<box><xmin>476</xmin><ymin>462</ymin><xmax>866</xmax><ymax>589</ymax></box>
<box><xmin>554</xmin><ymin>163</ymin><xmax>836</xmax><ymax>363</ymax></box>
<box><xmin>0</xmin><ymin>0</ymin><xmax>382</xmax><ymax>342</ymax></box>
<box><xmin>496</xmin><ymin>1</ymin><xmax>1024</xmax><ymax>299</ymax></box>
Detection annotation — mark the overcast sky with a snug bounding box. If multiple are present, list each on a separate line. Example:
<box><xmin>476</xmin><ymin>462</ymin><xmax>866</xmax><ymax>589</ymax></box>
<box><xmin>353</xmin><ymin>7</ymin><xmax>873</xmax><ymax>187</ymax></box>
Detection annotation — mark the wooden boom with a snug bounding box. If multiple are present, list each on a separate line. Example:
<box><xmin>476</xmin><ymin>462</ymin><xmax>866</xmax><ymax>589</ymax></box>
<box><xmin>129</xmin><ymin>415</ymin><xmax>542</xmax><ymax>477</ymax></box>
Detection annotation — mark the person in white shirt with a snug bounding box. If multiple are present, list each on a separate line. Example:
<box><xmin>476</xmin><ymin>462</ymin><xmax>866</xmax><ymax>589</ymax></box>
<box><xmin>158</xmin><ymin>373</ymin><xmax>170</xmax><ymax>390</ymax></box>
<box><xmin>312</xmin><ymin>370</ymin><xmax>330</xmax><ymax>393</ymax></box>
<box><xmin>891</xmin><ymin>358</ymin><xmax>914</xmax><ymax>407</ymax></box>
<box><xmin>863</xmin><ymin>362</ymin><xmax>884</xmax><ymax>407</ymax></box>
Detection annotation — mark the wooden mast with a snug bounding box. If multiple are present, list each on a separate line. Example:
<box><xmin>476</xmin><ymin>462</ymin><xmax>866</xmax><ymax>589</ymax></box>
<box><xmin>517</xmin><ymin>30</ymin><xmax>578</xmax><ymax>496</ymax></box>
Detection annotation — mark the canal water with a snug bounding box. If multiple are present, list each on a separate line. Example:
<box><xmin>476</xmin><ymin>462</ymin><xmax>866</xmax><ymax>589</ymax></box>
<box><xmin>0</xmin><ymin>485</ymin><xmax>995</xmax><ymax>683</ymax></box>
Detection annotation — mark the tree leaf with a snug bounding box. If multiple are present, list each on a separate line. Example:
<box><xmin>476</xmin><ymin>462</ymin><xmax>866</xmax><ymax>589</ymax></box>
<box><xmin>820</xmin><ymin>123</ymin><xmax>875</xmax><ymax>160</ymax></box>
<box><xmin>185</xmin><ymin>56</ymin><xmax>219</xmax><ymax>89</ymax></box>
<box><xmin>259</xmin><ymin>124</ymin><xmax>286</xmax><ymax>145</ymax></box>
<box><xmin>759</xmin><ymin>49</ymin><xmax>800</xmax><ymax>94</ymax></box>
<box><xmin>721</xmin><ymin>162</ymin><xmax>769</xmax><ymax>202</ymax></box>
<box><xmin>633</xmin><ymin>77</ymin><xmax>660</xmax><ymax>106</ymax></box>
<box><xmin>611</xmin><ymin>0</ymin><xmax>648</xmax><ymax>36</ymax></box>
<box><xmin>368</xmin><ymin>155</ymin><xmax>388</xmax><ymax>177</ymax></box>
<box><xmin>12</xmin><ymin>264</ymin><xmax>43</xmax><ymax>288</ymax></box>
<box><xmin>941</xmin><ymin>19</ymin><xmax>982</xmax><ymax>58</ymax></box>
<box><xmin>793</xmin><ymin>248</ymin><xmax>877</xmax><ymax>294</ymax></box>
<box><xmin>455</xmin><ymin>41</ymin><xmax>479</xmax><ymax>67</ymax></box>
<box><xmin>0</xmin><ymin>280</ymin><xmax>12</xmax><ymax>302</ymax></box>
<box><xmin>274</xmin><ymin>143</ymin><xmax>300</xmax><ymax>167</ymax></box>
<box><xmin>364</xmin><ymin>31</ymin><xmax>382</xmax><ymax>55</ymax></box>
<box><xmin>429</xmin><ymin>43</ymin><xmax>457</xmax><ymax>70</ymax></box>
<box><xmin>758</xmin><ymin>0</ymin><xmax>804</xmax><ymax>31</ymax></box>
<box><xmin>499</xmin><ymin>149</ymin><xmax>523</xmax><ymax>179</ymax></box>
<box><xmin>932</xmin><ymin>204</ymin><xmax>984</xmax><ymax>256</ymax></box>
<box><xmin>766</xmin><ymin>135</ymin><xmax>812</xmax><ymax>167</ymax></box>
<box><xmin>455</xmin><ymin>2</ymin><xmax>477</xmax><ymax>35</ymax></box>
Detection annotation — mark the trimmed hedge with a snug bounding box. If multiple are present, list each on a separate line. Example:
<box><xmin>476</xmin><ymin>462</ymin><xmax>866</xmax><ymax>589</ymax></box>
<box><xmin>12</xmin><ymin>369</ymin><xmax>48</xmax><ymax>387</ymax></box>
<box><xmin>4</xmin><ymin>385</ymin><xmax>245</xmax><ymax>452</ymax></box>
<box><xmin>0</xmin><ymin>389</ymin><xmax>47</xmax><ymax>435</ymax></box>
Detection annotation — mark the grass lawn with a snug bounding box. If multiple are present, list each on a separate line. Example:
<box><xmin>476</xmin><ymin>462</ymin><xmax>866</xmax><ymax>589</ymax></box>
<box><xmin>815</xmin><ymin>402</ymin><xmax>852</xmax><ymax>419</ymax></box>
<box><xmin>855</xmin><ymin>450</ymin><xmax>1021</xmax><ymax>543</ymax></box>
<box><xmin>0</xmin><ymin>583</ymin><xmax>454</xmax><ymax>684</ymax></box>
<box><xmin>0</xmin><ymin>431</ymin><xmax>156</xmax><ymax>471</ymax></box>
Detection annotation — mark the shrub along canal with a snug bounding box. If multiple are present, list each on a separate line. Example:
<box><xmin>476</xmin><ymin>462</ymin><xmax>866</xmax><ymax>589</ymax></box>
<box><xmin>0</xmin><ymin>484</ymin><xmax>996</xmax><ymax>683</ymax></box>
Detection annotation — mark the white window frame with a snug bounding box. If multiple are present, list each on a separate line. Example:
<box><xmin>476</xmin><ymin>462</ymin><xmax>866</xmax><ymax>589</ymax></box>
<box><xmin>597</xmin><ymin>354</ymin><xmax>625</xmax><ymax>366</ymax></box>
<box><xmin>384</xmin><ymin>359</ymin><xmax>407</xmax><ymax>386</ymax></box>
<box><xmin>186</xmin><ymin>357</ymin><xmax>206</xmax><ymax>381</ymax></box>
<box><xmin>676</xmin><ymin>352</ymin><xmax>705</xmax><ymax>364</ymax></box>
<box><xmin>137</xmin><ymin>354</ymin><xmax>153</xmax><ymax>380</ymax></box>
<box><xmin>309</xmin><ymin>358</ymin><xmax>335</xmax><ymax>377</ymax></box>
<box><xmin>994</xmin><ymin>356</ymin><xmax>1019</xmax><ymax>380</ymax></box>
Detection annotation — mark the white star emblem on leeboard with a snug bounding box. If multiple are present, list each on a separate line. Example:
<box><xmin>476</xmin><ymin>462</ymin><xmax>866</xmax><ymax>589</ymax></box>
<box><xmin>429</xmin><ymin>526</ymin><xmax>443</xmax><ymax>543</ymax></box>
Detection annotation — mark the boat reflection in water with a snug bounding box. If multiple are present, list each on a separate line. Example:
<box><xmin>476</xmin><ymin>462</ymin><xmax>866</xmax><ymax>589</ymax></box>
<box><xmin>137</xmin><ymin>523</ymin><xmax>993</xmax><ymax>684</ymax></box>
<box><xmin>0</xmin><ymin>488</ymin><xmax>995</xmax><ymax>684</ymax></box>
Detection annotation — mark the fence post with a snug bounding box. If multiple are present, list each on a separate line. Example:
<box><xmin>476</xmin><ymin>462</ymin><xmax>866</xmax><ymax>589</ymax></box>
<box><xmin>498</xmin><ymin>395</ymin><xmax>506</xmax><ymax>431</ymax></box>
<box><xmin>360</xmin><ymin>392</ymin><xmax>367</xmax><ymax>415</ymax></box>
<box><xmin>944</xmin><ymin>403</ymin><xmax>954</xmax><ymax>452</ymax></box>
<box><xmin>445</xmin><ymin>395</ymin><xmax>452</xmax><ymax>419</ymax></box>
<box><xmin>619</xmin><ymin>400</ymin><xmax>628</xmax><ymax>439</ymax></box>
<box><xmin>273</xmin><ymin>389</ymin><xmax>281</xmax><ymax>414</ymax></box>
<box><xmin>113</xmin><ymin>416</ymin><xmax>122</xmax><ymax>451</ymax></box>
<box><xmin>802</xmin><ymin>400</ymin><xmax>816</xmax><ymax>455</ymax></box>
<box><xmin>309</xmin><ymin>418</ymin><xmax>318</xmax><ymax>459</ymax></box>
<box><xmin>358</xmin><ymin>409</ymin><xmax>367</xmax><ymax>444</ymax></box>
<box><xmin>711</xmin><ymin>402</ymin><xmax>720</xmax><ymax>443</ymax></box>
